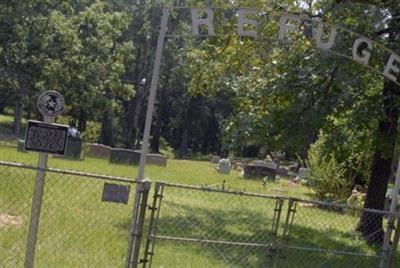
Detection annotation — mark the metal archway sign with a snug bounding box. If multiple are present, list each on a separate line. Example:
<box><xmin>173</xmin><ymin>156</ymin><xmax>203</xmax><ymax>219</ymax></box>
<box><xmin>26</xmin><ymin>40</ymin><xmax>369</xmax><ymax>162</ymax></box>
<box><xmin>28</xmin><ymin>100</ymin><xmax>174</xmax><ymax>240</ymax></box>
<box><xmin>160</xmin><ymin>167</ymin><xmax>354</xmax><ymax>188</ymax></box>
<box><xmin>127</xmin><ymin>6</ymin><xmax>400</xmax><ymax>268</ymax></box>
<box><xmin>138</xmin><ymin>6</ymin><xmax>400</xmax><ymax>182</ymax></box>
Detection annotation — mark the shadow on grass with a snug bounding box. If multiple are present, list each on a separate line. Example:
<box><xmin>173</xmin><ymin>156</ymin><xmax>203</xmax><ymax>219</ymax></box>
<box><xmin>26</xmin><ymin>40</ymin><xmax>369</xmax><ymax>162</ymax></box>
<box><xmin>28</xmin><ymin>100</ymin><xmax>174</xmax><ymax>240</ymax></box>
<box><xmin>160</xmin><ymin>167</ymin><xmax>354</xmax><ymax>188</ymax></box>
<box><xmin>124</xmin><ymin>199</ymin><xmax>387</xmax><ymax>268</ymax></box>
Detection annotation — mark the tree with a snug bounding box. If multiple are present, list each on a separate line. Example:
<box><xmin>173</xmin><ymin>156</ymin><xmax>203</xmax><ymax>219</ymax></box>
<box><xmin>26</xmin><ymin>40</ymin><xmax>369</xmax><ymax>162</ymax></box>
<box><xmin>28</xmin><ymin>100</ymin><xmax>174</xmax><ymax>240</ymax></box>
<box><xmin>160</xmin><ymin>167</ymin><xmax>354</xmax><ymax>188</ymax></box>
<box><xmin>337</xmin><ymin>0</ymin><xmax>400</xmax><ymax>245</ymax></box>
<box><xmin>0</xmin><ymin>0</ymin><xmax>48</xmax><ymax>134</ymax></box>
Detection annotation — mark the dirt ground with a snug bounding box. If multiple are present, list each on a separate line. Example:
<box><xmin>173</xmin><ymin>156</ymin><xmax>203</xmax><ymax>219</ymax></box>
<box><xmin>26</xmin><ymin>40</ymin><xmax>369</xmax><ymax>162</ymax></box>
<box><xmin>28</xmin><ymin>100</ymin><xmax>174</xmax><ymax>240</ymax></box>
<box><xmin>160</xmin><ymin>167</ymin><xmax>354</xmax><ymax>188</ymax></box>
<box><xmin>0</xmin><ymin>213</ymin><xmax>23</xmax><ymax>228</ymax></box>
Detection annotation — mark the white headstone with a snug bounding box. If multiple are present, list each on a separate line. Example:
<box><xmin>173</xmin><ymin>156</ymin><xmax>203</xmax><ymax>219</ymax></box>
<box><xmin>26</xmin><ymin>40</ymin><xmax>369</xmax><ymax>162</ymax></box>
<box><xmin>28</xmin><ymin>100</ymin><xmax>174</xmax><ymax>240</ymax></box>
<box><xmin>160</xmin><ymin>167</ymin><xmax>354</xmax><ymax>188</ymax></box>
<box><xmin>299</xmin><ymin>168</ymin><xmax>310</xmax><ymax>180</ymax></box>
<box><xmin>218</xmin><ymin>158</ymin><xmax>231</xmax><ymax>174</ymax></box>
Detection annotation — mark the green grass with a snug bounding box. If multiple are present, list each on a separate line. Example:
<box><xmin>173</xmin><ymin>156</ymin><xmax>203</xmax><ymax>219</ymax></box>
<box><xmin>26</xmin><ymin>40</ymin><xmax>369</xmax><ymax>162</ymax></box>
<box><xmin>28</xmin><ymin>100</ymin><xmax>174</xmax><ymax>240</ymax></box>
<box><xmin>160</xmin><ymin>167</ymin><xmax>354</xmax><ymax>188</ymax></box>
<box><xmin>147</xmin><ymin>184</ymin><xmax>387</xmax><ymax>267</ymax></box>
<box><xmin>0</xmin><ymin>121</ymin><xmax>399</xmax><ymax>267</ymax></box>
<box><xmin>0</xmin><ymin>146</ymin><xmax>313</xmax><ymax>198</ymax></box>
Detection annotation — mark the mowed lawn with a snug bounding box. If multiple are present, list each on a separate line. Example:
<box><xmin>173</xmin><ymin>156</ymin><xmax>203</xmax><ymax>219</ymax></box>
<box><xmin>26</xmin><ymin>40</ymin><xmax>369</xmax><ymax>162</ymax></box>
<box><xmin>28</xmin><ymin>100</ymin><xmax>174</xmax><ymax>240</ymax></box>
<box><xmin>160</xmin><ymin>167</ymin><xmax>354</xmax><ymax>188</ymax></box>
<box><xmin>0</xmin><ymin>144</ymin><xmax>397</xmax><ymax>267</ymax></box>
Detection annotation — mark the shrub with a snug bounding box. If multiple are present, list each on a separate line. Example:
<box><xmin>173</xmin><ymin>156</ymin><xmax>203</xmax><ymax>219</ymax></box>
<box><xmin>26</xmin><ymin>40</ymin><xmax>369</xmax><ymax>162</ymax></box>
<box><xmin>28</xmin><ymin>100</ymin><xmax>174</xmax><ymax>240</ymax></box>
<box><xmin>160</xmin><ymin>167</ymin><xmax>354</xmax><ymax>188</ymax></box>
<box><xmin>308</xmin><ymin>141</ymin><xmax>353</xmax><ymax>202</ymax></box>
<box><xmin>82</xmin><ymin>121</ymin><xmax>101</xmax><ymax>143</ymax></box>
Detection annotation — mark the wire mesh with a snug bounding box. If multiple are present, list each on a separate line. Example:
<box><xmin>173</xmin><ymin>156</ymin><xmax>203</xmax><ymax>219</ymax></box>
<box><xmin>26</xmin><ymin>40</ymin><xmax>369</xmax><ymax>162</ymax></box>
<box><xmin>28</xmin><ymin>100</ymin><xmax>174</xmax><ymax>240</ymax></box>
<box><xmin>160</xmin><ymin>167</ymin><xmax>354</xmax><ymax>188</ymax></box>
<box><xmin>145</xmin><ymin>182</ymin><xmax>400</xmax><ymax>268</ymax></box>
<box><xmin>276</xmin><ymin>199</ymin><xmax>396</xmax><ymax>267</ymax></box>
<box><xmin>1</xmin><ymin>161</ymin><xmax>399</xmax><ymax>268</ymax></box>
<box><xmin>146</xmin><ymin>182</ymin><xmax>282</xmax><ymax>267</ymax></box>
<box><xmin>0</xmin><ymin>161</ymin><xmax>137</xmax><ymax>268</ymax></box>
<box><xmin>0</xmin><ymin>164</ymin><xmax>34</xmax><ymax>267</ymax></box>
<box><xmin>276</xmin><ymin>247</ymin><xmax>381</xmax><ymax>268</ymax></box>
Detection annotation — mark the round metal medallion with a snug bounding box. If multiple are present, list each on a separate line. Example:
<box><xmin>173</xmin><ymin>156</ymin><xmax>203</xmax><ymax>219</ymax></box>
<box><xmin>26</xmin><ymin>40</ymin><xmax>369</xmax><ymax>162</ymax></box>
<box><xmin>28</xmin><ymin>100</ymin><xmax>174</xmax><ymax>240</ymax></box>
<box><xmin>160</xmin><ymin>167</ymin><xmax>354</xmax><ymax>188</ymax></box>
<box><xmin>37</xmin><ymin>91</ymin><xmax>65</xmax><ymax>118</ymax></box>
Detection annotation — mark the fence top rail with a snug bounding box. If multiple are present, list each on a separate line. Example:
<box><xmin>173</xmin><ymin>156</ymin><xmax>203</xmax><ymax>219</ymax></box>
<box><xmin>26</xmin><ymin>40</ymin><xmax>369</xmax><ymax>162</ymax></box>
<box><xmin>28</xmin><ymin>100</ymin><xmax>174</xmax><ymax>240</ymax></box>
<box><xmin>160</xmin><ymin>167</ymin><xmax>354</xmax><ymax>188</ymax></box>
<box><xmin>290</xmin><ymin>197</ymin><xmax>400</xmax><ymax>217</ymax></box>
<box><xmin>155</xmin><ymin>180</ymin><xmax>286</xmax><ymax>200</ymax></box>
<box><xmin>0</xmin><ymin>160</ymin><xmax>136</xmax><ymax>184</ymax></box>
<box><xmin>155</xmin><ymin>180</ymin><xmax>400</xmax><ymax>217</ymax></box>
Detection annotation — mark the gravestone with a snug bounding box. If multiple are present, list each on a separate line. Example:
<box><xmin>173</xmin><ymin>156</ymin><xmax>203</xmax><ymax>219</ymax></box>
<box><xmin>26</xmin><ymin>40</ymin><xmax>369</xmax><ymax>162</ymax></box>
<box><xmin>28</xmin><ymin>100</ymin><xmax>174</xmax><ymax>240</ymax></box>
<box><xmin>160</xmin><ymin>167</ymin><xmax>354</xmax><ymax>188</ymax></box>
<box><xmin>85</xmin><ymin>143</ymin><xmax>112</xmax><ymax>159</ymax></box>
<box><xmin>217</xmin><ymin>159</ymin><xmax>231</xmax><ymax>174</ymax></box>
<box><xmin>253</xmin><ymin>160</ymin><xmax>278</xmax><ymax>169</ymax></box>
<box><xmin>276</xmin><ymin>167</ymin><xmax>288</xmax><ymax>176</ymax></box>
<box><xmin>211</xmin><ymin>155</ymin><xmax>221</xmax><ymax>163</ymax></box>
<box><xmin>110</xmin><ymin>149</ymin><xmax>140</xmax><ymax>165</ymax></box>
<box><xmin>17</xmin><ymin>139</ymin><xmax>27</xmax><ymax>152</ymax></box>
<box><xmin>298</xmin><ymin>168</ymin><xmax>310</xmax><ymax>180</ymax></box>
<box><xmin>244</xmin><ymin>164</ymin><xmax>277</xmax><ymax>180</ymax></box>
<box><xmin>384</xmin><ymin>188</ymin><xmax>400</xmax><ymax>211</ymax></box>
<box><xmin>146</xmin><ymin>154</ymin><xmax>167</xmax><ymax>166</ymax></box>
<box><xmin>64</xmin><ymin>137</ymin><xmax>83</xmax><ymax>160</ymax></box>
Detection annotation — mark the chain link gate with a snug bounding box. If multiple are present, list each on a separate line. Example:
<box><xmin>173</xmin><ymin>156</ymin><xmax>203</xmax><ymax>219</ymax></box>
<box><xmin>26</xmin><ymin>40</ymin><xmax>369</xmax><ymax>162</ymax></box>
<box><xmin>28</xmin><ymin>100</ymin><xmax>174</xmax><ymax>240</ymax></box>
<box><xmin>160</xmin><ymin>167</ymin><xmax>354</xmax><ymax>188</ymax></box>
<box><xmin>0</xmin><ymin>161</ymin><xmax>141</xmax><ymax>267</ymax></box>
<box><xmin>140</xmin><ymin>181</ymin><xmax>400</xmax><ymax>268</ymax></box>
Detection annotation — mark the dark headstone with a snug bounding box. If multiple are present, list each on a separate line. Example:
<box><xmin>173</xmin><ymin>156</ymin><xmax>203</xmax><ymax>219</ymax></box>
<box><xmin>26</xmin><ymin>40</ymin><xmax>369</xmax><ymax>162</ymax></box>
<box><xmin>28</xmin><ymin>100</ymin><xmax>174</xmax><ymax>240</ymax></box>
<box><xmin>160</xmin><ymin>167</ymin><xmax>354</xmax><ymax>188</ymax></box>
<box><xmin>276</xmin><ymin>167</ymin><xmax>288</xmax><ymax>176</ymax></box>
<box><xmin>244</xmin><ymin>164</ymin><xmax>277</xmax><ymax>180</ymax></box>
<box><xmin>64</xmin><ymin>137</ymin><xmax>83</xmax><ymax>159</ymax></box>
<box><xmin>110</xmin><ymin>149</ymin><xmax>140</xmax><ymax>165</ymax></box>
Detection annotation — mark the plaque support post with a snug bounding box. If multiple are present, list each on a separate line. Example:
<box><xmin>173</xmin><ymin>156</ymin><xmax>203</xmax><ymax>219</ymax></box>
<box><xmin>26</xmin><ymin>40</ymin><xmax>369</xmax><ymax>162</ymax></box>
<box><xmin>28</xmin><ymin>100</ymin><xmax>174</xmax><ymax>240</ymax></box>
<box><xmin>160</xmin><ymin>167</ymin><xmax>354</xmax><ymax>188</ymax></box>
<box><xmin>25</xmin><ymin>116</ymin><xmax>54</xmax><ymax>268</ymax></box>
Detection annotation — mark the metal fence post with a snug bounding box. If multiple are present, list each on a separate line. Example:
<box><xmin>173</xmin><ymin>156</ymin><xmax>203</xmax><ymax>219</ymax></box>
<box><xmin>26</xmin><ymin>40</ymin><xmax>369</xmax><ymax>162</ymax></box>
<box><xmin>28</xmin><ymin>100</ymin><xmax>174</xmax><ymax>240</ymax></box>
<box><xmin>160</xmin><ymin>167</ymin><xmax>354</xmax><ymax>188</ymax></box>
<box><xmin>267</xmin><ymin>198</ymin><xmax>284</xmax><ymax>266</ymax></box>
<box><xmin>271</xmin><ymin>198</ymin><xmax>297</xmax><ymax>268</ymax></box>
<box><xmin>132</xmin><ymin>181</ymin><xmax>152</xmax><ymax>267</ymax></box>
<box><xmin>381</xmin><ymin>155</ymin><xmax>400</xmax><ymax>267</ymax></box>
<box><xmin>125</xmin><ymin>180</ymin><xmax>152</xmax><ymax>268</ymax></box>
<box><xmin>142</xmin><ymin>183</ymin><xmax>164</xmax><ymax>268</ymax></box>
<box><xmin>388</xmin><ymin>216</ymin><xmax>400</xmax><ymax>268</ymax></box>
<box><xmin>24</xmin><ymin>116</ymin><xmax>53</xmax><ymax>268</ymax></box>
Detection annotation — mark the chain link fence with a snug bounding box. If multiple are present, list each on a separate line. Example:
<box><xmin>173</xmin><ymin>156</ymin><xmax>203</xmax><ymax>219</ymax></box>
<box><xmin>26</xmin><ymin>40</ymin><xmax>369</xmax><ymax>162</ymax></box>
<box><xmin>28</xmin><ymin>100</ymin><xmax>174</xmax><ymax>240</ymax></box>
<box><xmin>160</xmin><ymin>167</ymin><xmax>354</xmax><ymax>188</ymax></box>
<box><xmin>0</xmin><ymin>162</ymin><xmax>34</xmax><ymax>267</ymax></box>
<box><xmin>276</xmin><ymin>199</ymin><xmax>395</xmax><ymax>267</ymax></box>
<box><xmin>0</xmin><ymin>161</ymin><xmax>137</xmax><ymax>268</ymax></box>
<box><xmin>1</xmin><ymin>161</ymin><xmax>399</xmax><ymax>267</ymax></box>
<box><xmin>141</xmin><ymin>181</ymin><xmax>400</xmax><ymax>268</ymax></box>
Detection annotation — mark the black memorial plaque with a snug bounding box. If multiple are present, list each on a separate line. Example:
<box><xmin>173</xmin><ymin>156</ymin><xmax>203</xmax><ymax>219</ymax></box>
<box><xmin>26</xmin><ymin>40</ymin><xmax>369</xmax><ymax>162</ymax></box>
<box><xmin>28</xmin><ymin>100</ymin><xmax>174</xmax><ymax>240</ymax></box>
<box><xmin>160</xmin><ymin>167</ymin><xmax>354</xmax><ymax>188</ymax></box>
<box><xmin>24</xmin><ymin>121</ymin><xmax>68</xmax><ymax>155</ymax></box>
<box><xmin>102</xmin><ymin>183</ymin><xmax>130</xmax><ymax>204</ymax></box>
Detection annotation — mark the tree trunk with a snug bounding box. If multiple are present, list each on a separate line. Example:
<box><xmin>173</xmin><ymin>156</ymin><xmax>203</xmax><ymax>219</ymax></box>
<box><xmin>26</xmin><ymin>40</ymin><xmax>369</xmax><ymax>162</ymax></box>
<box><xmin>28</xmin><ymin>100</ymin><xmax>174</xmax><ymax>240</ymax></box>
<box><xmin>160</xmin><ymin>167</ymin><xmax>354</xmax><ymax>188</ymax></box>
<box><xmin>77</xmin><ymin>110</ymin><xmax>87</xmax><ymax>133</ymax></box>
<box><xmin>178</xmin><ymin>129</ymin><xmax>189</xmax><ymax>159</ymax></box>
<box><xmin>150</xmin><ymin>109</ymin><xmax>162</xmax><ymax>153</ymax></box>
<box><xmin>357</xmin><ymin>80</ymin><xmax>400</xmax><ymax>245</ymax></box>
<box><xmin>0</xmin><ymin>91</ymin><xmax>5</xmax><ymax>114</ymax></box>
<box><xmin>123</xmin><ymin>42</ymin><xmax>148</xmax><ymax>149</ymax></box>
<box><xmin>99</xmin><ymin>109</ymin><xmax>113</xmax><ymax>146</ymax></box>
<box><xmin>150</xmin><ymin>79</ymin><xmax>168</xmax><ymax>153</ymax></box>
<box><xmin>132</xmin><ymin>91</ymin><xmax>144</xmax><ymax>148</ymax></box>
<box><xmin>13</xmin><ymin>90</ymin><xmax>23</xmax><ymax>135</ymax></box>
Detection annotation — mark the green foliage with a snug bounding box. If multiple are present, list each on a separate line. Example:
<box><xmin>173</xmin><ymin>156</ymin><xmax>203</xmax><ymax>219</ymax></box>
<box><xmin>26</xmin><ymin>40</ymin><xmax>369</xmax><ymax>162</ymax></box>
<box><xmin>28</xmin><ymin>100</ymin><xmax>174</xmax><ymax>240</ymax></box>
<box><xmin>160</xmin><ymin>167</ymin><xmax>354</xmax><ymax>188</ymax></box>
<box><xmin>308</xmin><ymin>144</ymin><xmax>352</xmax><ymax>202</ymax></box>
<box><xmin>81</xmin><ymin>121</ymin><xmax>101</xmax><ymax>143</ymax></box>
<box><xmin>307</xmin><ymin>102</ymin><xmax>377</xmax><ymax>202</ymax></box>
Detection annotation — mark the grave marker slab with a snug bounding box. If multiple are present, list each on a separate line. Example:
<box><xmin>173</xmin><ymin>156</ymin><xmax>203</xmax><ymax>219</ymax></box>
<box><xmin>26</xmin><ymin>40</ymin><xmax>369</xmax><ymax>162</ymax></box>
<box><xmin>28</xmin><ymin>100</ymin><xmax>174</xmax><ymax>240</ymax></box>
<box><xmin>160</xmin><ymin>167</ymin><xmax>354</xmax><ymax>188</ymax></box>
<box><xmin>217</xmin><ymin>159</ymin><xmax>231</xmax><ymax>174</ymax></box>
<box><xmin>85</xmin><ymin>143</ymin><xmax>112</xmax><ymax>159</ymax></box>
<box><xmin>110</xmin><ymin>149</ymin><xmax>141</xmax><ymax>165</ymax></box>
<box><xmin>211</xmin><ymin>155</ymin><xmax>221</xmax><ymax>163</ymax></box>
<box><xmin>146</xmin><ymin>154</ymin><xmax>167</xmax><ymax>166</ymax></box>
<box><xmin>244</xmin><ymin>164</ymin><xmax>277</xmax><ymax>180</ymax></box>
